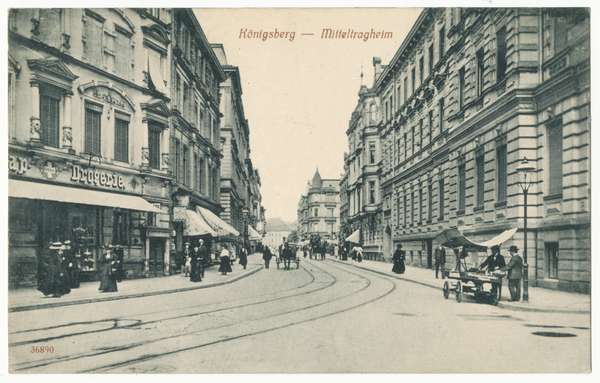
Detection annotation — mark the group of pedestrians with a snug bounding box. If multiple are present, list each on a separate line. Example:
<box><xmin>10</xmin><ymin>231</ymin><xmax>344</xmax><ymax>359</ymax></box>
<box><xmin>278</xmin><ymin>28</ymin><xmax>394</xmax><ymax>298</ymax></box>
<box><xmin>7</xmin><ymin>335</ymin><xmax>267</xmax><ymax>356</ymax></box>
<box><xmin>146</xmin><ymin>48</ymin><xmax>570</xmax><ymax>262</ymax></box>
<box><xmin>38</xmin><ymin>241</ymin><xmax>126</xmax><ymax>297</ymax></box>
<box><xmin>182</xmin><ymin>240</ymin><xmax>210</xmax><ymax>282</ymax></box>
<box><xmin>216</xmin><ymin>244</ymin><xmax>248</xmax><ymax>275</ymax></box>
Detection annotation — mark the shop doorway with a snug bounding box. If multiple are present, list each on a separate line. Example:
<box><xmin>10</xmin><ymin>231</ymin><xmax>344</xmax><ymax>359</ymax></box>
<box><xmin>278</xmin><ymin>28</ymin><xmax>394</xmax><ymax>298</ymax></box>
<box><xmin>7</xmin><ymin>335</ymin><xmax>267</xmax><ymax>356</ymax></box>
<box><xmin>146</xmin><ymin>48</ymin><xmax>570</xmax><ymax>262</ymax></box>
<box><xmin>148</xmin><ymin>239</ymin><xmax>164</xmax><ymax>277</ymax></box>
<box><xmin>426</xmin><ymin>239</ymin><xmax>433</xmax><ymax>269</ymax></box>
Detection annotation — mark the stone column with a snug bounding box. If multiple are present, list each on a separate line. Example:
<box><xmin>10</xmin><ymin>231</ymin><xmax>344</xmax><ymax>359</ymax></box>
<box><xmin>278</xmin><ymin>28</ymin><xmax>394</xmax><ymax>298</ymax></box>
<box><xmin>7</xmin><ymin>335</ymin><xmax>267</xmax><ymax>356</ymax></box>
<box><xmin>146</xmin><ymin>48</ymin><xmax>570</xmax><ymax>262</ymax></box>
<box><xmin>62</xmin><ymin>92</ymin><xmax>73</xmax><ymax>149</ymax></box>
<box><xmin>161</xmin><ymin>126</ymin><xmax>170</xmax><ymax>170</ymax></box>
<box><xmin>141</xmin><ymin>119</ymin><xmax>150</xmax><ymax>167</ymax></box>
<box><xmin>144</xmin><ymin>237</ymin><xmax>150</xmax><ymax>278</ymax></box>
<box><xmin>29</xmin><ymin>82</ymin><xmax>41</xmax><ymax>143</ymax></box>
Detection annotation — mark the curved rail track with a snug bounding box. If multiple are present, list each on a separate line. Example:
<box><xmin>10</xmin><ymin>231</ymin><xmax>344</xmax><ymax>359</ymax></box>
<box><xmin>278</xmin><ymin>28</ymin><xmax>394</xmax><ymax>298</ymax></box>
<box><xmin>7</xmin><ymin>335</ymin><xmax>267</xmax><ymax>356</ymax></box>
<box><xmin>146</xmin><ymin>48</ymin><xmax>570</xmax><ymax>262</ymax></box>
<box><xmin>9</xmin><ymin>259</ymin><xmax>396</xmax><ymax>373</ymax></box>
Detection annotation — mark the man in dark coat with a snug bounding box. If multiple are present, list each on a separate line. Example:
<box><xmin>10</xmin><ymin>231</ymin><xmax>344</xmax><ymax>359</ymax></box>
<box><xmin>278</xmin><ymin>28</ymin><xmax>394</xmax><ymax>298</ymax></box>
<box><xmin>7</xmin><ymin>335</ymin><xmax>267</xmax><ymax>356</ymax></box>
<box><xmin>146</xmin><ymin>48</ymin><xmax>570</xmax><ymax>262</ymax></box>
<box><xmin>191</xmin><ymin>240</ymin><xmax>206</xmax><ymax>282</ymax></box>
<box><xmin>434</xmin><ymin>244</ymin><xmax>446</xmax><ymax>279</ymax></box>
<box><xmin>501</xmin><ymin>245</ymin><xmax>523</xmax><ymax>302</ymax></box>
<box><xmin>262</xmin><ymin>246</ymin><xmax>273</xmax><ymax>269</ymax></box>
<box><xmin>197</xmin><ymin>239</ymin><xmax>209</xmax><ymax>278</ymax></box>
<box><xmin>478</xmin><ymin>245</ymin><xmax>506</xmax><ymax>273</ymax></box>
<box><xmin>113</xmin><ymin>243</ymin><xmax>125</xmax><ymax>282</ymax></box>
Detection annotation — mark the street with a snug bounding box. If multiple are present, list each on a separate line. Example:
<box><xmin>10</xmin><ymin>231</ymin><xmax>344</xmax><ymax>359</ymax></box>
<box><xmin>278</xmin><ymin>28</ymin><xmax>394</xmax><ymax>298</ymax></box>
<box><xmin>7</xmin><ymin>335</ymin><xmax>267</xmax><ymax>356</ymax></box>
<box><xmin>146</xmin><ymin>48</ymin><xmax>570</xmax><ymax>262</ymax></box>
<box><xmin>8</xmin><ymin>257</ymin><xmax>590</xmax><ymax>374</ymax></box>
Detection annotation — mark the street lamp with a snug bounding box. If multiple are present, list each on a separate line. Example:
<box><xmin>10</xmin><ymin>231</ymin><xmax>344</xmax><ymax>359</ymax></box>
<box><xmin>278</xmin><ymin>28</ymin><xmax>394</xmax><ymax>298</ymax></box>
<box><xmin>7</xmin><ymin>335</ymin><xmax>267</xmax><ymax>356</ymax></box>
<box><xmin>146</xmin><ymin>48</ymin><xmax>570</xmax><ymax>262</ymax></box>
<box><xmin>242</xmin><ymin>209</ymin><xmax>249</xmax><ymax>253</ymax></box>
<box><xmin>516</xmin><ymin>157</ymin><xmax>535</xmax><ymax>303</ymax></box>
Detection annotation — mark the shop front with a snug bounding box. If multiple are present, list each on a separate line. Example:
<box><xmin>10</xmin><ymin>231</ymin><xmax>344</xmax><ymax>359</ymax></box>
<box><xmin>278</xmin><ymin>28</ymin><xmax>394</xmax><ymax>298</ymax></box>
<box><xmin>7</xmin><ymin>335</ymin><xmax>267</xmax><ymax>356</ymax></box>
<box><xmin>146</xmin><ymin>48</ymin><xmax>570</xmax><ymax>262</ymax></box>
<box><xmin>8</xmin><ymin>155</ymin><xmax>163</xmax><ymax>288</ymax></box>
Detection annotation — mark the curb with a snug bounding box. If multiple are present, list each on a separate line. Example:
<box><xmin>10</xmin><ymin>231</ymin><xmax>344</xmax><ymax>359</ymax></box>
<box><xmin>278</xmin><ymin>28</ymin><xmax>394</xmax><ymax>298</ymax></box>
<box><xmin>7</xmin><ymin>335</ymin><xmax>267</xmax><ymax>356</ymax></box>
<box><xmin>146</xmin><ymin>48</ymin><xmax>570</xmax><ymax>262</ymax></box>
<box><xmin>331</xmin><ymin>259</ymin><xmax>590</xmax><ymax>315</ymax></box>
<box><xmin>8</xmin><ymin>265</ymin><xmax>263</xmax><ymax>313</ymax></box>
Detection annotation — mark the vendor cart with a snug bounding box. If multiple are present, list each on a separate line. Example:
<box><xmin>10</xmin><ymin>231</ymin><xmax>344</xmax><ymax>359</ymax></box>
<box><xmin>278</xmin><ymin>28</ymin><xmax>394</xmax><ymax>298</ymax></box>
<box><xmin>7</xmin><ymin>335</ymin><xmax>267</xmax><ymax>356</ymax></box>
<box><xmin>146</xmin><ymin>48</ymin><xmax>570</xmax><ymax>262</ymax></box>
<box><xmin>435</xmin><ymin>227</ymin><xmax>517</xmax><ymax>306</ymax></box>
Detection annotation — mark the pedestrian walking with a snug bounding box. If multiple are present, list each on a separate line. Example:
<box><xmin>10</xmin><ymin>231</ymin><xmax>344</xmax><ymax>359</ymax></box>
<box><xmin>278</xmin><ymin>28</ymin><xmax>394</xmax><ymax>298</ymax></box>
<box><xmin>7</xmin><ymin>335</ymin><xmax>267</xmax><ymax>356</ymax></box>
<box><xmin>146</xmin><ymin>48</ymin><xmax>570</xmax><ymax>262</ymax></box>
<box><xmin>195</xmin><ymin>239</ymin><xmax>208</xmax><ymax>280</ymax></box>
<box><xmin>500</xmin><ymin>245</ymin><xmax>523</xmax><ymax>302</ymax></box>
<box><xmin>392</xmin><ymin>244</ymin><xmax>406</xmax><ymax>274</ymax></box>
<box><xmin>239</xmin><ymin>247</ymin><xmax>248</xmax><ymax>270</ymax></box>
<box><xmin>434</xmin><ymin>244</ymin><xmax>446</xmax><ymax>279</ymax></box>
<box><xmin>183</xmin><ymin>252</ymin><xmax>191</xmax><ymax>277</ymax></box>
<box><xmin>191</xmin><ymin>241</ymin><xmax>204</xmax><ymax>282</ymax></box>
<box><xmin>98</xmin><ymin>244</ymin><xmax>118</xmax><ymax>293</ymax></box>
<box><xmin>219</xmin><ymin>245</ymin><xmax>233</xmax><ymax>275</ymax></box>
<box><xmin>113</xmin><ymin>244</ymin><xmax>125</xmax><ymax>282</ymax></box>
<box><xmin>263</xmin><ymin>246</ymin><xmax>273</xmax><ymax>269</ymax></box>
<box><xmin>38</xmin><ymin>242</ymin><xmax>71</xmax><ymax>298</ymax></box>
<box><xmin>63</xmin><ymin>240</ymin><xmax>80</xmax><ymax>288</ymax></box>
<box><xmin>341</xmin><ymin>246</ymin><xmax>348</xmax><ymax>261</ymax></box>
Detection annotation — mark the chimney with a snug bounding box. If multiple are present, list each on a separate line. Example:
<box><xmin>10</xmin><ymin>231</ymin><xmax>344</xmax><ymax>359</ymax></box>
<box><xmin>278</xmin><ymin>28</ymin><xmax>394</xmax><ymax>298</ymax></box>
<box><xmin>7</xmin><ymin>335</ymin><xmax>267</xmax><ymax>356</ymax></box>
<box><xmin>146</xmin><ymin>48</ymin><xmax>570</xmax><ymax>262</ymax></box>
<box><xmin>373</xmin><ymin>57</ymin><xmax>382</xmax><ymax>82</ymax></box>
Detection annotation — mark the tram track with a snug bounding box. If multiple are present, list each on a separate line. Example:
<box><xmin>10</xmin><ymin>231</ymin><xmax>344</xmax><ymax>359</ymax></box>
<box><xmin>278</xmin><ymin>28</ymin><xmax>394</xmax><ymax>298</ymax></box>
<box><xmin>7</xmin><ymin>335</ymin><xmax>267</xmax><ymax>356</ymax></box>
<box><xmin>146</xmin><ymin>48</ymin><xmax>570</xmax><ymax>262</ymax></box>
<box><xmin>10</xmin><ymin>259</ymin><xmax>396</xmax><ymax>373</ymax></box>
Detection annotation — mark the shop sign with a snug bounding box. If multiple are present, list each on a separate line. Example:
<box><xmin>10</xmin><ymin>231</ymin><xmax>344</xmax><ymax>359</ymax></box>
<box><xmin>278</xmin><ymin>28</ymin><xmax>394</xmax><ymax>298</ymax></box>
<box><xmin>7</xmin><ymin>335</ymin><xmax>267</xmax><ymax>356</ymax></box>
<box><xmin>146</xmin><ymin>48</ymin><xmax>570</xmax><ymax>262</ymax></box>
<box><xmin>70</xmin><ymin>164</ymin><xmax>125</xmax><ymax>189</ymax></box>
<box><xmin>8</xmin><ymin>156</ymin><xmax>30</xmax><ymax>175</ymax></box>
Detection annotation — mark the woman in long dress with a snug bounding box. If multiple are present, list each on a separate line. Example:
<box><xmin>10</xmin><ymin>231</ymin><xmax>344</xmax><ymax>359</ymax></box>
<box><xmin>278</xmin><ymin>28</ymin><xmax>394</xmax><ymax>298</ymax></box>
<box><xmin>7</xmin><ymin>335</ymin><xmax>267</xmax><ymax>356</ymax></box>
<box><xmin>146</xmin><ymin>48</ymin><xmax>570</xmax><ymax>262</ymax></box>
<box><xmin>38</xmin><ymin>242</ymin><xmax>71</xmax><ymax>297</ymax></box>
<box><xmin>392</xmin><ymin>243</ymin><xmax>406</xmax><ymax>274</ymax></box>
<box><xmin>98</xmin><ymin>245</ymin><xmax>118</xmax><ymax>292</ymax></box>
<box><xmin>238</xmin><ymin>247</ymin><xmax>248</xmax><ymax>270</ymax></box>
<box><xmin>218</xmin><ymin>245</ymin><xmax>233</xmax><ymax>275</ymax></box>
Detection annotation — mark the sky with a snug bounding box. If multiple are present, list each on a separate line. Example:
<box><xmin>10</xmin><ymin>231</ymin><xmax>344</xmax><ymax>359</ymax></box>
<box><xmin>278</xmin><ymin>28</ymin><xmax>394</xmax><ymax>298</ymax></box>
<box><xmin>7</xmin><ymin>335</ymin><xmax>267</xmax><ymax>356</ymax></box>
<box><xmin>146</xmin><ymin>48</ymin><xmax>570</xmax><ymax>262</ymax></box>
<box><xmin>195</xmin><ymin>8</ymin><xmax>423</xmax><ymax>222</ymax></box>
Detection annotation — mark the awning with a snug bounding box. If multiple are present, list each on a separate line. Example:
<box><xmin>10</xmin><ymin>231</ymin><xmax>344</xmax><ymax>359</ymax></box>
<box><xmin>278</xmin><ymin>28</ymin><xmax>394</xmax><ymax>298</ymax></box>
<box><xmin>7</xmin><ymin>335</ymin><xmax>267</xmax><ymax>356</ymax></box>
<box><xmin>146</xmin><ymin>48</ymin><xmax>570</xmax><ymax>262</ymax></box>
<box><xmin>434</xmin><ymin>227</ymin><xmax>518</xmax><ymax>250</ymax></box>
<box><xmin>248</xmin><ymin>225</ymin><xmax>262</xmax><ymax>240</ymax></box>
<box><xmin>184</xmin><ymin>209</ymin><xmax>217</xmax><ymax>237</ymax></box>
<box><xmin>196</xmin><ymin>206</ymin><xmax>240</xmax><ymax>237</ymax></box>
<box><xmin>346</xmin><ymin>229</ymin><xmax>360</xmax><ymax>243</ymax></box>
<box><xmin>9</xmin><ymin>180</ymin><xmax>162</xmax><ymax>213</ymax></box>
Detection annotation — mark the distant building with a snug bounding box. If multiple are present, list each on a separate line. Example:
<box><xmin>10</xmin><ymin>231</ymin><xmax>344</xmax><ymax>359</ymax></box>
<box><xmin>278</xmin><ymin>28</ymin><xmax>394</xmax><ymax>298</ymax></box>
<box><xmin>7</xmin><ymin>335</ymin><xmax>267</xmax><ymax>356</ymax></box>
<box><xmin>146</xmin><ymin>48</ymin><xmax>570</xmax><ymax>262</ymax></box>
<box><xmin>263</xmin><ymin>218</ymin><xmax>293</xmax><ymax>252</ymax></box>
<box><xmin>342</xmin><ymin>67</ymin><xmax>384</xmax><ymax>261</ymax></box>
<box><xmin>297</xmin><ymin>169</ymin><xmax>340</xmax><ymax>241</ymax></box>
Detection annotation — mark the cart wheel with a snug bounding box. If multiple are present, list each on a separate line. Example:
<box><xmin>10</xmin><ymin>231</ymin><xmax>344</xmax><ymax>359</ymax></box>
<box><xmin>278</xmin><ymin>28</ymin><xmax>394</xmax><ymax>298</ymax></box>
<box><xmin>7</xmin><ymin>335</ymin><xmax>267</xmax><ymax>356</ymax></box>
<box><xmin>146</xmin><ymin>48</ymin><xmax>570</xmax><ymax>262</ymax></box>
<box><xmin>455</xmin><ymin>281</ymin><xmax>463</xmax><ymax>303</ymax></box>
<box><xmin>443</xmin><ymin>281</ymin><xmax>450</xmax><ymax>299</ymax></box>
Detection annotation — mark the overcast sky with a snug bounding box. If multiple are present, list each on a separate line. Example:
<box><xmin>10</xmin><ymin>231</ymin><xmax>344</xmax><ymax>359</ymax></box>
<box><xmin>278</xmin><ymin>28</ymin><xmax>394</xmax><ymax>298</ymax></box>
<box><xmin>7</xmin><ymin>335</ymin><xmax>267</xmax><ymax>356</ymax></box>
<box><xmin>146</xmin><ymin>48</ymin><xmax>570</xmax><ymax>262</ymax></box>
<box><xmin>195</xmin><ymin>8</ymin><xmax>423</xmax><ymax>222</ymax></box>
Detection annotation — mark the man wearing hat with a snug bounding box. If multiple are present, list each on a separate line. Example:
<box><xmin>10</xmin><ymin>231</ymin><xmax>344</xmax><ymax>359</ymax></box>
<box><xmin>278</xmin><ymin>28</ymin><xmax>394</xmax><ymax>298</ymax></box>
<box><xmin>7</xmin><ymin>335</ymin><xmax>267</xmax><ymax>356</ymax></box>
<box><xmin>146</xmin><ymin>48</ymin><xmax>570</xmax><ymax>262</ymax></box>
<box><xmin>478</xmin><ymin>245</ymin><xmax>507</xmax><ymax>297</ymax></box>
<box><xmin>192</xmin><ymin>239</ymin><xmax>207</xmax><ymax>282</ymax></box>
<box><xmin>434</xmin><ymin>244</ymin><xmax>446</xmax><ymax>279</ymax></box>
<box><xmin>501</xmin><ymin>245</ymin><xmax>523</xmax><ymax>302</ymax></box>
<box><xmin>478</xmin><ymin>245</ymin><xmax>507</xmax><ymax>274</ymax></box>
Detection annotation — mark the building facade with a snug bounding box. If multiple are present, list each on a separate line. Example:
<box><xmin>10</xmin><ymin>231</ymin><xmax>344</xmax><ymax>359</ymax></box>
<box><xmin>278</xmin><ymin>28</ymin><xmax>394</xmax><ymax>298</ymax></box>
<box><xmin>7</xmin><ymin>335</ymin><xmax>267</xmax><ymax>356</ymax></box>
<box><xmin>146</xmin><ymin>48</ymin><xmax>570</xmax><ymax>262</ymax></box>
<box><xmin>342</xmin><ymin>68</ymin><xmax>385</xmax><ymax>261</ymax></box>
<box><xmin>298</xmin><ymin>170</ymin><xmax>341</xmax><ymax>241</ymax></box>
<box><xmin>374</xmin><ymin>8</ymin><xmax>589</xmax><ymax>292</ymax></box>
<box><xmin>8</xmin><ymin>8</ymin><xmax>173</xmax><ymax>286</ymax></box>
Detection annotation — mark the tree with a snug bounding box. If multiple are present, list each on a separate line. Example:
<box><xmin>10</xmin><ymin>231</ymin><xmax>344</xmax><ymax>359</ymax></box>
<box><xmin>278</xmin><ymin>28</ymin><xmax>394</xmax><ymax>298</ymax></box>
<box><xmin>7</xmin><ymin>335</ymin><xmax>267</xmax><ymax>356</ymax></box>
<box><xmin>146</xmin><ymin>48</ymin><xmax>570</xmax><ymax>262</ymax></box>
<box><xmin>287</xmin><ymin>230</ymin><xmax>299</xmax><ymax>243</ymax></box>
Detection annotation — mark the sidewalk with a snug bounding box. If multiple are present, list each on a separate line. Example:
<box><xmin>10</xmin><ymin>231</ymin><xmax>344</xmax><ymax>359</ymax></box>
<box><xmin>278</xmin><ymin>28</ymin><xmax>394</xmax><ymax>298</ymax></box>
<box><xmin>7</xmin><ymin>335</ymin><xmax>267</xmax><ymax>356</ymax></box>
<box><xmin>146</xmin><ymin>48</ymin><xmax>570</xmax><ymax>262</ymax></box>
<box><xmin>331</xmin><ymin>258</ymin><xmax>590</xmax><ymax>315</ymax></box>
<box><xmin>8</xmin><ymin>254</ymin><xmax>264</xmax><ymax>313</ymax></box>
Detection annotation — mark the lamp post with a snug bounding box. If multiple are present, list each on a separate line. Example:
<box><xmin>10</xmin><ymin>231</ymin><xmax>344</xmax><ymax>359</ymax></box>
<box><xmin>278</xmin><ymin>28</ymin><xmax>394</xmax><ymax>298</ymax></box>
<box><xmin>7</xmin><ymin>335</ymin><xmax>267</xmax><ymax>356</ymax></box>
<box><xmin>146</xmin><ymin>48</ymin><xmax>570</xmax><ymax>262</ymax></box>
<box><xmin>242</xmin><ymin>209</ymin><xmax>249</xmax><ymax>254</ymax></box>
<box><xmin>516</xmin><ymin>157</ymin><xmax>535</xmax><ymax>303</ymax></box>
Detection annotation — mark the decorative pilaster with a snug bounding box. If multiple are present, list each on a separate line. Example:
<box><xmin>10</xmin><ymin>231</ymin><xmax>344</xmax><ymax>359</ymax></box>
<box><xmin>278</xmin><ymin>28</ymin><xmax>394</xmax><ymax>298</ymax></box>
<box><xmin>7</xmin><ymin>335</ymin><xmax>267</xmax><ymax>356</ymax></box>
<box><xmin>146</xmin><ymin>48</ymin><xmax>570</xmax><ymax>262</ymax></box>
<box><xmin>141</xmin><ymin>119</ymin><xmax>149</xmax><ymax>167</ymax></box>
<box><xmin>161</xmin><ymin>126</ymin><xmax>170</xmax><ymax>170</ymax></box>
<box><xmin>62</xmin><ymin>93</ymin><xmax>72</xmax><ymax>149</ymax></box>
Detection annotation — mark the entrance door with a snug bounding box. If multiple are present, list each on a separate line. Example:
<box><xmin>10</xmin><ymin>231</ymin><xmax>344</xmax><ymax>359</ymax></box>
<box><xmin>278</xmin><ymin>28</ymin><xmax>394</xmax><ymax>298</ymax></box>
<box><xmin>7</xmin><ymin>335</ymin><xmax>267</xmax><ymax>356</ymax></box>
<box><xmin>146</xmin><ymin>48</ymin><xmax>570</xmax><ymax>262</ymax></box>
<box><xmin>426</xmin><ymin>239</ymin><xmax>433</xmax><ymax>269</ymax></box>
<box><xmin>148</xmin><ymin>239</ymin><xmax>164</xmax><ymax>277</ymax></box>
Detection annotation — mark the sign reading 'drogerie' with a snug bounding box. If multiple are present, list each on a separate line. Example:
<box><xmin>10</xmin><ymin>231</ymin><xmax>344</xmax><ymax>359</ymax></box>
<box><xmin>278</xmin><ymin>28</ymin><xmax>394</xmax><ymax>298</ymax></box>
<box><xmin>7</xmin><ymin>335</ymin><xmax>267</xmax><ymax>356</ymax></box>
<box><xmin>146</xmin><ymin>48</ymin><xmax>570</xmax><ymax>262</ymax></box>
<box><xmin>71</xmin><ymin>165</ymin><xmax>125</xmax><ymax>189</ymax></box>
